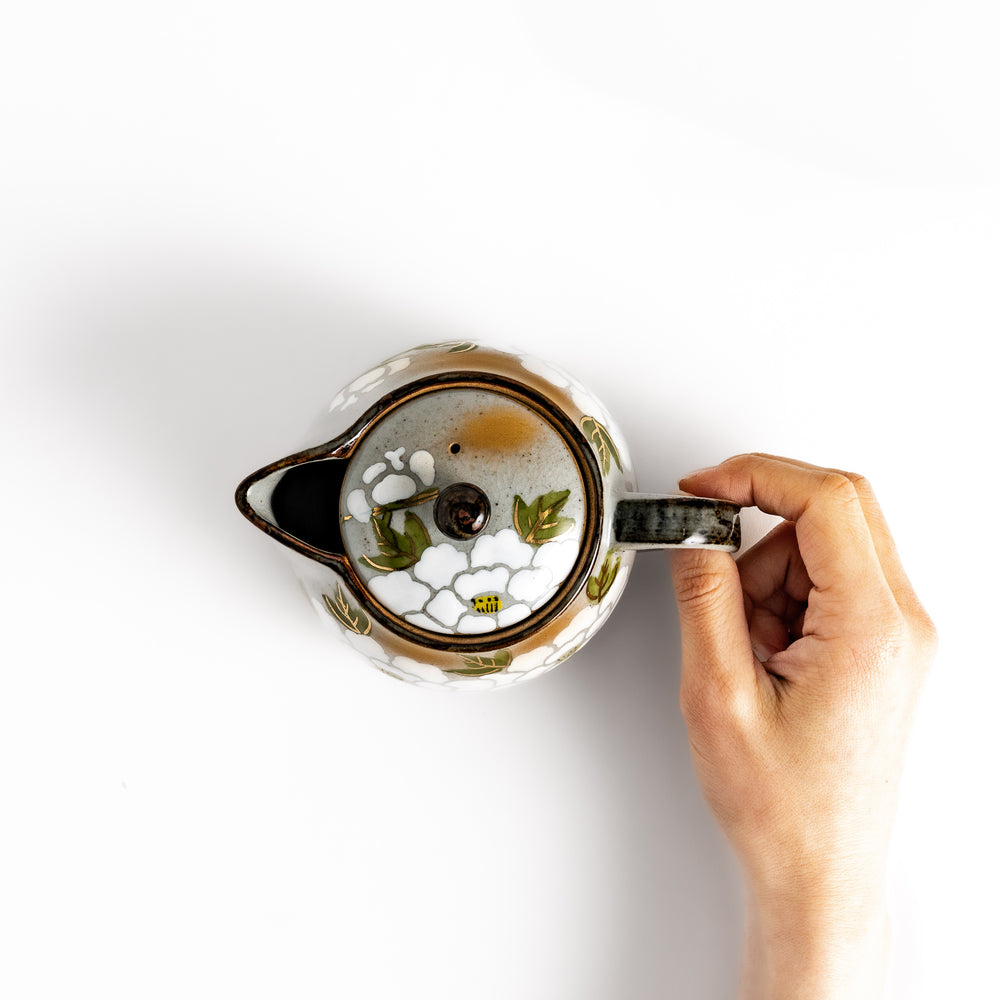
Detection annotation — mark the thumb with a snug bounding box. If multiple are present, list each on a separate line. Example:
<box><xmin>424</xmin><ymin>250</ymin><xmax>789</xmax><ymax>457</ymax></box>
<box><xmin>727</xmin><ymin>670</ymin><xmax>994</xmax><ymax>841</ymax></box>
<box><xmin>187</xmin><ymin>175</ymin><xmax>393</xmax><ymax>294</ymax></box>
<box><xmin>670</xmin><ymin>549</ymin><xmax>755</xmax><ymax>713</ymax></box>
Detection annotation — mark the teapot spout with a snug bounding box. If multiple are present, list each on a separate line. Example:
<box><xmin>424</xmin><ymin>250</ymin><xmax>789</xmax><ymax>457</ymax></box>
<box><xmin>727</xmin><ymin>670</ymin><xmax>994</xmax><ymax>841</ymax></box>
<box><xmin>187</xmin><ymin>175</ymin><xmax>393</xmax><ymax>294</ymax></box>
<box><xmin>236</xmin><ymin>448</ymin><xmax>349</xmax><ymax>566</ymax></box>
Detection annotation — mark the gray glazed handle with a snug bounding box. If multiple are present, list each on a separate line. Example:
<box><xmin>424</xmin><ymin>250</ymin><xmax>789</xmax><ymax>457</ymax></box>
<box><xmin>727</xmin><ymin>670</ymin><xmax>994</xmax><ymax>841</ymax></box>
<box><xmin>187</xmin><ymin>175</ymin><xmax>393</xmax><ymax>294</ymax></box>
<box><xmin>613</xmin><ymin>494</ymin><xmax>741</xmax><ymax>551</ymax></box>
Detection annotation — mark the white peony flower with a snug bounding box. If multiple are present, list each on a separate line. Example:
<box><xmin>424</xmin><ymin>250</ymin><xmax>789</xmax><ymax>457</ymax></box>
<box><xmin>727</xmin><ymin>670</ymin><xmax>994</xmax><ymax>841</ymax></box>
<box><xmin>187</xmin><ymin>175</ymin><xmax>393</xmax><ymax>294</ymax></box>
<box><xmin>371</xmin><ymin>474</ymin><xmax>416</xmax><ymax>506</ymax></box>
<box><xmin>346</xmin><ymin>488</ymin><xmax>372</xmax><ymax>522</ymax></box>
<box><xmin>392</xmin><ymin>655</ymin><xmax>447</xmax><ymax>684</ymax></box>
<box><xmin>508</xmin><ymin>567</ymin><xmax>554</xmax><ymax>603</ymax></box>
<box><xmin>454</xmin><ymin>567</ymin><xmax>510</xmax><ymax>601</ymax></box>
<box><xmin>552</xmin><ymin>604</ymin><xmax>600</xmax><ymax>650</ymax></box>
<box><xmin>384</xmin><ymin>447</ymin><xmax>406</xmax><ymax>471</ymax></box>
<box><xmin>368</xmin><ymin>573</ymin><xmax>431</xmax><ymax>614</ymax></box>
<box><xmin>456</xmin><ymin>615</ymin><xmax>498</xmax><ymax>635</ymax></box>
<box><xmin>508</xmin><ymin>645</ymin><xmax>555</xmax><ymax>672</ymax></box>
<box><xmin>414</xmin><ymin>543</ymin><xmax>469</xmax><ymax>588</ymax></box>
<box><xmin>425</xmin><ymin>590</ymin><xmax>466</xmax><ymax>628</ymax></box>
<box><xmin>403</xmin><ymin>612</ymin><xmax>440</xmax><ymax>631</ymax></box>
<box><xmin>497</xmin><ymin>604</ymin><xmax>531</xmax><ymax>628</ymax></box>
<box><xmin>362</xmin><ymin>462</ymin><xmax>386</xmax><ymax>484</ymax></box>
<box><xmin>470</xmin><ymin>528</ymin><xmax>534</xmax><ymax>569</ymax></box>
<box><xmin>343</xmin><ymin>631</ymin><xmax>388</xmax><ymax>664</ymax></box>
<box><xmin>409</xmin><ymin>450</ymin><xmax>435</xmax><ymax>486</ymax></box>
<box><xmin>532</xmin><ymin>538</ymin><xmax>579</xmax><ymax>580</ymax></box>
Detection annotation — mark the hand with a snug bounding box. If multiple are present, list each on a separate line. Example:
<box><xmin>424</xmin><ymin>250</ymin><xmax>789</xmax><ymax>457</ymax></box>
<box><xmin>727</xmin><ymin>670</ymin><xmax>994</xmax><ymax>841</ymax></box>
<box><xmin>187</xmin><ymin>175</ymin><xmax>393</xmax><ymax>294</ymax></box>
<box><xmin>670</xmin><ymin>454</ymin><xmax>936</xmax><ymax>1000</ymax></box>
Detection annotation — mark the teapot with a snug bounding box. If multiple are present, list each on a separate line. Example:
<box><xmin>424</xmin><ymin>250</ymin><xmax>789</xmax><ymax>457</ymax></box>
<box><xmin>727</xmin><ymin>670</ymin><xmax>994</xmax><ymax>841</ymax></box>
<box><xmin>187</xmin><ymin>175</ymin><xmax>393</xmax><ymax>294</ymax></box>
<box><xmin>235</xmin><ymin>342</ymin><xmax>740</xmax><ymax>689</ymax></box>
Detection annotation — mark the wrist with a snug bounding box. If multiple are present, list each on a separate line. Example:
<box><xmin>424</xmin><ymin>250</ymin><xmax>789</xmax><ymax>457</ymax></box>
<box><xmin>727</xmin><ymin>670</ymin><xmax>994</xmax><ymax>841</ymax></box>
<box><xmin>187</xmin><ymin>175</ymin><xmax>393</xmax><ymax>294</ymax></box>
<box><xmin>741</xmin><ymin>879</ymin><xmax>890</xmax><ymax>1000</ymax></box>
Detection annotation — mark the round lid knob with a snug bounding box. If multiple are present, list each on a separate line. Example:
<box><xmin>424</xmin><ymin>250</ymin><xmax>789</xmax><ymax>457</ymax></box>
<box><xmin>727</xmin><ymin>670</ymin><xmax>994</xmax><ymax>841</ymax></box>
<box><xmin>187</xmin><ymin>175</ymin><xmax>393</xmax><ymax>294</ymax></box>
<box><xmin>339</xmin><ymin>381</ymin><xmax>596</xmax><ymax>644</ymax></box>
<box><xmin>434</xmin><ymin>483</ymin><xmax>492</xmax><ymax>540</ymax></box>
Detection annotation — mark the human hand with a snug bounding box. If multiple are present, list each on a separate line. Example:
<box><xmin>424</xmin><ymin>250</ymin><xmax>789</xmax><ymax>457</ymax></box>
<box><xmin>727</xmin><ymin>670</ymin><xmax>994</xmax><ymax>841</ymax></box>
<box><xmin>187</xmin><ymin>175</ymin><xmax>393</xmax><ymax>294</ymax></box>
<box><xmin>670</xmin><ymin>454</ymin><xmax>936</xmax><ymax>1000</ymax></box>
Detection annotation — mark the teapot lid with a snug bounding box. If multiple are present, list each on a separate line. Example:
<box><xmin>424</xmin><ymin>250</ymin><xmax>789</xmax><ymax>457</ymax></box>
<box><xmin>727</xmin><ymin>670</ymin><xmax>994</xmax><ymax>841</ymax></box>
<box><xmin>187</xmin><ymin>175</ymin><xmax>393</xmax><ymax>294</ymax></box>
<box><xmin>339</xmin><ymin>376</ymin><xmax>600</xmax><ymax>648</ymax></box>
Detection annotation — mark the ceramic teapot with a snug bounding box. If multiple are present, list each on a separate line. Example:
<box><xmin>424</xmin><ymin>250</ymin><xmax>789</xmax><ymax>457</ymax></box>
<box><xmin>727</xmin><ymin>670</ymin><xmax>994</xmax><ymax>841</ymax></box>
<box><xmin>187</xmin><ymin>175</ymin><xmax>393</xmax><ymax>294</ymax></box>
<box><xmin>236</xmin><ymin>341</ymin><xmax>740</xmax><ymax>690</ymax></box>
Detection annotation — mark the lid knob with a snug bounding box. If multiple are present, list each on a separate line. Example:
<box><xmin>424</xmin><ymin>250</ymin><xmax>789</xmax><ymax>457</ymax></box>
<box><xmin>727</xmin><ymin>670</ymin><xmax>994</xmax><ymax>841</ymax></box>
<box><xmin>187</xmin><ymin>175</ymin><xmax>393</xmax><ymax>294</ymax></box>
<box><xmin>434</xmin><ymin>482</ymin><xmax>491</xmax><ymax>540</ymax></box>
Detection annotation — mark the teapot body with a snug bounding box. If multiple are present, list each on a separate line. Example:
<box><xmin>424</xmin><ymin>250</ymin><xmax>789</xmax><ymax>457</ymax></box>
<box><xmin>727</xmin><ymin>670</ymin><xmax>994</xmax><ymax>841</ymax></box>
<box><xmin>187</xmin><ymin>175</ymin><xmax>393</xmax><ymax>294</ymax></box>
<box><xmin>238</xmin><ymin>341</ymin><xmax>641</xmax><ymax>689</ymax></box>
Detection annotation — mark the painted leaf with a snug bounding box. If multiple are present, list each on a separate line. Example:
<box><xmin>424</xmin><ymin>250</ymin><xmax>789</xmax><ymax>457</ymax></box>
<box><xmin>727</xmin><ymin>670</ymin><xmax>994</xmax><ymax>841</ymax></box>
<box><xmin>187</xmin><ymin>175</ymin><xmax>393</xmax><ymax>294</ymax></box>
<box><xmin>364</xmin><ymin>510</ymin><xmax>432</xmax><ymax>571</ymax></box>
<box><xmin>513</xmin><ymin>494</ymin><xmax>535</xmax><ymax>541</ymax></box>
<box><xmin>587</xmin><ymin>551</ymin><xmax>622</xmax><ymax>603</ymax></box>
<box><xmin>323</xmin><ymin>584</ymin><xmax>372</xmax><ymax>635</ymax></box>
<box><xmin>361</xmin><ymin>551</ymin><xmax>419</xmax><ymax>572</ymax></box>
<box><xmin>581</xmin><ymin>416</ymin><xmax>623</xmax><ymax>476</ymax></box>
<box><xmin>512</xmin><ymin>490</ymin><xmax>575</xmax><ymax>546</ymax></box>
<box><xmin>444</xmin><ymin>649</ymin><xmax>512</xmax><ymax>677</ymax></box>
<box><xmin>371</xmin><ymin>487</ymin><xmax>438</xmax><ymax>518</ymax></box>
<box><xmin>371</xmin><ymin>510</ymin><xmax>397</xmax><ymax>555</ymax></box>
<box><xmin>402</xmin><ymin>511</ymin><xmax>431</xmax><ymax>558</ymax></box>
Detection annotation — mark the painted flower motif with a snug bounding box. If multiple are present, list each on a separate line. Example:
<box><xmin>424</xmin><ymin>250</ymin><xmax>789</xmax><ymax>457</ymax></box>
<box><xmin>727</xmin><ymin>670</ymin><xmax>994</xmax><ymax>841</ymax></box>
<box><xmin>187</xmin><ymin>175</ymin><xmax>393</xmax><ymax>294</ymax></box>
<box><xmin>345</xmin><ymin>442</ymin><xmax>584</xmax><ymax>639</ymax></box>
<box><xmin>318</xmin><ymin>533</ymin><xmax>630</xmax><ymax>689</ymax></box>
<box><xmin>328</xmin><ymin>356</ymin><xmax>412</xmax><ymax>413</ymax></box>
<box><xmin>313</xmin><ymin>344</ymin><xmax>638</xmax><ymax>685</ymax></box>
<box><xmin>520</xmin><ymin>356</ymin><xmax>612</xmax><ymax>426</ymax></box>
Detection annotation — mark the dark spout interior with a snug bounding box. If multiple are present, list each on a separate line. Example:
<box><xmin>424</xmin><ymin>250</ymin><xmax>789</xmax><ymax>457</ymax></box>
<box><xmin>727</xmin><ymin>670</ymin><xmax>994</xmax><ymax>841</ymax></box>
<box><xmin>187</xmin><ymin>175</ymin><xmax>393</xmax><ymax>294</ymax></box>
<box><xmin>268</xmin><ymin>460</ymin><xmax>348</xmax><ymax>556</ymax></box>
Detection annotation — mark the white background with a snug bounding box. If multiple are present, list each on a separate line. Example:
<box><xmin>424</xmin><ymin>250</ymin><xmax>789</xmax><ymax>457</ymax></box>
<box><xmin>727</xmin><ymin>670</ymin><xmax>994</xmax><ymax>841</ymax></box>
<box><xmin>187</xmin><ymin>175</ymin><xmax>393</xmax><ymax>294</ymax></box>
<box><xmin>2</xmin><ymin>3</ymin><xmax>998</xmax><ymax>997</ymax></box>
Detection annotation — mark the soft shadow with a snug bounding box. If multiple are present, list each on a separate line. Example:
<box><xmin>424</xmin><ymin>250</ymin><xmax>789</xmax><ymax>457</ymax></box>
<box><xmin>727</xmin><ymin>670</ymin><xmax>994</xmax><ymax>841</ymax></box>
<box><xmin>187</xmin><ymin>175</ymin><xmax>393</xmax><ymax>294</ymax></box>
<box><xmin>558</xmin><ymin>549</ymin><xmax>744</xmax><ymax>997</ymax></box>
<box><xmin>39</xmin><ymin>261</ymin><xmax>466</xmax><ymax>619</ymax></box>
<box><xmin>41</xmin><ymin>259</ymin><xmax>744</xmax><ymax>996</ymax></box>
<box><xmin>43</xmin><ymin>263</ymin><xmax>454</xmax><ymax>533</ymax></box>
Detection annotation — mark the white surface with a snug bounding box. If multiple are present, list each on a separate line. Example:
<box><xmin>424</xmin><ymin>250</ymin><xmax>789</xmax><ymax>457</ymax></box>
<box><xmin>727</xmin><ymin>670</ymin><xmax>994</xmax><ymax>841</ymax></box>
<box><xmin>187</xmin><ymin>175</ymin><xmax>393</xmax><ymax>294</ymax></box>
<box><xmin>2</xmin><ymin>3</ymin><xmax>997</xmax><ymax>997</ymax></box>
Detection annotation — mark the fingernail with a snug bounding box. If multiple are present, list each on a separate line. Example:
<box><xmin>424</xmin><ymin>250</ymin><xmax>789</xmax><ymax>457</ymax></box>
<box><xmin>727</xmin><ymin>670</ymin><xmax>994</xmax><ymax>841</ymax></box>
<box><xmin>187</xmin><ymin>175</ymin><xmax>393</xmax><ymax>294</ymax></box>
<box><xmin>752</xmin><ymin>643</ymin><xmax>772</xmax><ymax>664</ymax></box>
<box><xmin>680</xmin><ymin>466</ymin><xmax>716</xmax><ymax>480</ymax></box>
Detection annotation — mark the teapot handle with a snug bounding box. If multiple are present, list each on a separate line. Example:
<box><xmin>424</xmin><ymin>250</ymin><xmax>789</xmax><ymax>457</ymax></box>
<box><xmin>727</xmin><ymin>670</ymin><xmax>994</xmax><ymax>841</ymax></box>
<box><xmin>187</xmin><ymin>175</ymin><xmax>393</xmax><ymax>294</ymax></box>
<box><xmin>613</xmin><ymin>494</ymin><xmax>741</xmax><ymax>551</ymax></box>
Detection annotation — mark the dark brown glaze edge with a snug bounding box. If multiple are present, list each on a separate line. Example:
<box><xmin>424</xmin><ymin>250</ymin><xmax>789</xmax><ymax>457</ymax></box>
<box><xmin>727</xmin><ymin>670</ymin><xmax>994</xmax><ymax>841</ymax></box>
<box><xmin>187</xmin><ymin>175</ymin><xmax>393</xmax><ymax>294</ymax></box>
<box><xmin>235</xmin><ymin>371</ymin><xmax>605</xmax><ymax>653</ymax></box>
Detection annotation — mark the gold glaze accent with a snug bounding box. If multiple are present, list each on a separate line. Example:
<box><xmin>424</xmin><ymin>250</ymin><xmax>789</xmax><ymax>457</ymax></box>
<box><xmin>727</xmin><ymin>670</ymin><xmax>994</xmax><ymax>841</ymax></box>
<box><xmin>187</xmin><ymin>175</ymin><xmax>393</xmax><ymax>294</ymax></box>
<box><xmin>236</xmin><ymin>356</ymin><xmax>610</xmax><ymax>657</ymax></box>
<box><xmin>340</xmin><ymin>374</ymin><xmax>603</xmax><ymax>653</ymax></box>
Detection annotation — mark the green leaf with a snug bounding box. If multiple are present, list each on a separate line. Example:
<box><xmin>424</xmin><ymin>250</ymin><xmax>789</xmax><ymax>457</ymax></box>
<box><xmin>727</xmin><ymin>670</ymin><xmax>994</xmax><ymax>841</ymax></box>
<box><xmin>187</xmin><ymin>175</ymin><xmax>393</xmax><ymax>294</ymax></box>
<box><xmin>586</xmin><ymin>551</ymin><xmax>622</xmax><ymax>603</ymax></box>
<box><xmin>513</xmin><ymin>494</ymin><xmax>533</xmax><ymax>540</ymax></box>
<box><xmin>402</xmin><ymin>511</ymin><xmax>431</xmax><ymax>560</ymax></box>
<box><xmin>323</xmin><ymin>583</ymin><xmax>372</xmax><ymax>635</ymax></box>
<box><xmin>512</xmin><ymin>490</ymin><xmax>575</xmax><ymax>546</ymax></box>
<box><xmin>444</xmin><ymin>650</ymin><xmax>512</xmax><ymax>677</ymax></box>
<box><xmin>581</xmin><ymin>416</ymin><xmax>623</xmax><ymax>476</ymax></box>
<box><xmin>370</xmin><ymin>487</ymin><xmax>438</xmax><ymax>518</ymax></box>
<box><xmin>364</xmin><ymin>510</ymin><xmax>432</xmax><ymax>571</ymax></box>
<box><xmin>371</xmin><ymin>510</ymin><xmax>397</xmax><ymax>555</ymax></box>
<box><xmin>360</xmin><ymin>552</ymin><xmax>419</xmax><ymax>572</ymax></box>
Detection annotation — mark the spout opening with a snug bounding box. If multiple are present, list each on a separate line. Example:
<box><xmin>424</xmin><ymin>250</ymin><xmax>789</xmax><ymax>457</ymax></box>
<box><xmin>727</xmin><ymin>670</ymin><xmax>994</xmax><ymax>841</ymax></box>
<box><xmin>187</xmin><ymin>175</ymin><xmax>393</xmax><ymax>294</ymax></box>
<box><xmin>236</xmin><ymin>453</ymin><xmax>350</xmax><ymax>565</ymax></box>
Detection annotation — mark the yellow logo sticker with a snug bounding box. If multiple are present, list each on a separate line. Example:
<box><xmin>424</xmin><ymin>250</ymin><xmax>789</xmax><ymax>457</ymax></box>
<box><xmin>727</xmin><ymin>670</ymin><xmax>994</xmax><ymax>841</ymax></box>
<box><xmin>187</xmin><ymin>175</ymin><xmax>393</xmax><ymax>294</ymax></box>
<box><xmin>473</xmin><ymin>595</ymin><xmax>503</xmax><ymax>614</ymax></box>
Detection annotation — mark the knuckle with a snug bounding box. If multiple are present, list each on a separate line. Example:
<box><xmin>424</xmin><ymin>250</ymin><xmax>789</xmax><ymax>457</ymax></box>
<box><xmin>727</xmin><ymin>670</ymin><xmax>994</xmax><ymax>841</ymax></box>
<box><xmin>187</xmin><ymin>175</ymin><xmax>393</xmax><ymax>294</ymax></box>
<box><xmin>851</xmin><ymin>626</ymin><xmax>904</xmax><ymax>676</ymax></box>
<box><xmin>820</xmin><ymin>470</ymin><xmax>861</xmax><ymax>504</ymax></box>
<box><xmin>842</xmin><ymin>598</ymin><xmax>908</xmax><ymax>673</ymax></box>
<box><xmin>672</xmin><ymin>555</ymin><xmax>730</xmax><ymax>612</ymax></box>
<box><xmin>680</xmin><ymin>661</ymin><xmax>756</xmax><ymax>735</ymax></box>
<box><xmin>909</xmin><ymin>606</ymin><xmax>939</xmax><ymax>662</ymax></box>
<box><xmin>850</xmin><ymin>599</ymin><xmax>938</xmax><ymax>681</ymax></box>
<box><xmin>844</xmin><ymin>471</ymin><xmax>872</xmax><ymax>495</ymax></box>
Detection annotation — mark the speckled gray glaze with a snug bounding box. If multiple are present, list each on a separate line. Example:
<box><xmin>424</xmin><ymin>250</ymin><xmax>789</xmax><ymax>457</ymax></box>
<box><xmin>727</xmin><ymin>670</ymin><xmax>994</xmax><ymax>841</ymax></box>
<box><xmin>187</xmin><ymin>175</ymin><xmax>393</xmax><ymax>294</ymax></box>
<box><xmin>614</xmin><ymin>496</ymin><xmax>741</xmax><ymax>549</ymax></box>
<box><xmin>339</xmin><ymin>386</ymin><xmax>590</xmax><ymax>639</ymax></box>
<box><xmin>235</xmin><ymin>341</ymin><xmax>742</xmax><ymax>690</ymax></box>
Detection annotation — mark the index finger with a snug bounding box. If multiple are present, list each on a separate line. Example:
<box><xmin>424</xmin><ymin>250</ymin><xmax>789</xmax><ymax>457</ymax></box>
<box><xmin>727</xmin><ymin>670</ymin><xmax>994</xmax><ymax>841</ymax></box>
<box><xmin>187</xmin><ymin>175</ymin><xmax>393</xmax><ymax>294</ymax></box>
<box><xmin>679</xmin><ymin>454</ymin><xmax>892</xmax><ymax>609</ymax></box>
